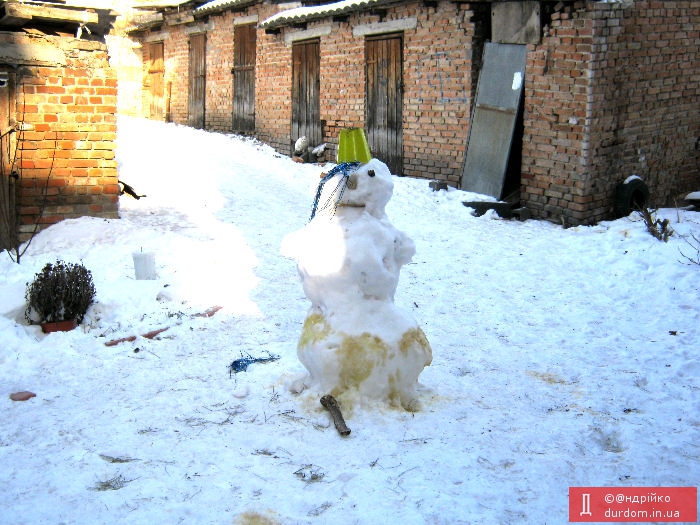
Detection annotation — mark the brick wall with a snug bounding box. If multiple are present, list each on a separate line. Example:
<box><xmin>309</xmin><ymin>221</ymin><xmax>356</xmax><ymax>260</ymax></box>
<box><xmin>1</xmin><ymin>32</ymin><xmax>119</xmax><ymax>240</ymax></box>
<box><xmin>106</xmin><ymin>32</ymin><xmax>143</xmax><ymax>118</ymax></box>
<box><xmin>523</xmin><ymin>2</ymin><xmax>595</xmax><ymax>224</ymax></box>
<box><xmin>256</xmin><ymin>0</ymin><xmax>478</xmax><ymax>179</ymax></box>
<box><xmin>136</xmin><ymin>21</ymin><xmax>189</xmax><ymax>125</ymax></box>
<box><xmin>162</xmin><ymin>23</ymin><xmax>189</xmax><ymax>125</ymax></box>
<box><xmin>137</xmin><ymin>4</ymin><xmax>279</xmax><ymax>136</ymax></box>
<box><xmin>590</xmin><ymin>1</ymin><xmax>700</xmax><ymax>211</ymax></box>
<box><xmin>255</xmin><ymin>5</ymin><xmax>294</xmax><ymax>152</ymax></box>
<box><xmin>523</xmin><ymin>1</ymin><xmax>700</xmax><ymax>225</ymax></box>
<box><xmin>204</xmin><ymin>11</ymin><xmax>234</xmax><ymax>130</ymax></box>
<box><xmin>132</xmin><ymin>0</ymin><xmax>699</xmax><ymax>225</ymax></box>
<box><xmin>402</xmin><ymin>1</ymin><xmax>478</xmax><ymax>184</ymax></box>
<box><xmin>136</xmin><ymin>1</ymin><xmax>479</xmax><ymax>177</ymax></box>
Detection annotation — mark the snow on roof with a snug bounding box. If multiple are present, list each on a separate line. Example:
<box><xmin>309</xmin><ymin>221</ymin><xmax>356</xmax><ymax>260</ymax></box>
<box><xmin>131</xmin><ymin>0</ymin><xmax>192</xmax><ymax>8</ymax></box>
<box><xmin>194</xmin><ymin>0</ymin><xmax>257</xmax><ymax>15</ymax></box>
<box><xmin>260</xmin><ymin>0</ymin><xmax>399</xmax><ymax>29</ymax></box>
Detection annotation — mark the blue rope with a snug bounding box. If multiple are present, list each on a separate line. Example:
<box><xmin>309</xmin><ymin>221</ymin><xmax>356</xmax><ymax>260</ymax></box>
<box><xmin>229</xmin><ymin>351</ymin><xmax>280</xmax><ymax>378</ymax></box>
<box><xmin>309</xmin><ymin>162</ymin><xmax>360</xmax><ymax>222</ymax></box>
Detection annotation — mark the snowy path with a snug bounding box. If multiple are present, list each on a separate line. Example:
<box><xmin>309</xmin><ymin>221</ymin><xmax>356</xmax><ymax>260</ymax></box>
<box><xmin>1</xmin><ymin>117</ymin><xmax>697</xmax><ymax>524</ymax></box>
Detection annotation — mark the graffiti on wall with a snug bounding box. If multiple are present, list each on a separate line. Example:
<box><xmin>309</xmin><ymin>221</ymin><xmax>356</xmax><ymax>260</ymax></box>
<box><xmin>416</xmin><ymin>52</ymin><xmax>468</xmax><ymax>104</ymax></box>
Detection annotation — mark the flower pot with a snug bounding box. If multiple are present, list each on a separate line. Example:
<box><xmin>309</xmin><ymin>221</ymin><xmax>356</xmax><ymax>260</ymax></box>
<box><xmin>41</xmin><ymin>319</ymin><xmax>78</xmax><ymax>334</ymax></box>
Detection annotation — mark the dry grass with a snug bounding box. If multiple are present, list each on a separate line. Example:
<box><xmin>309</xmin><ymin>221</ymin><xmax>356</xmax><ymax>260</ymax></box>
<box><xmin>91</xmin><ymin>474</ymin><xmax>134</xmax><ymax>491</ymax></box>
<box><xmin>679</xmin><ymin>232</ymin><xmax>700</xmax><ymax>265</ymax></box>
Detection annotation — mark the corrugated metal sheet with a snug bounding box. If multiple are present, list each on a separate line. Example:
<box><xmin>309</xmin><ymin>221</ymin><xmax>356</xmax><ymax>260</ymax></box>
<box><xmin>461</xmin><ymin>43</ymin><xmax>527</xmax><ymax>198</ymax></box>
<box><xmin>260</xmin><ymin>0</ymin><xmax>403</xmax><ymax>30</ymax></box>
<box><xmin>194</xmin><ymin>0</ymin><xmax>257</xmax><ymax>16</ymax></box>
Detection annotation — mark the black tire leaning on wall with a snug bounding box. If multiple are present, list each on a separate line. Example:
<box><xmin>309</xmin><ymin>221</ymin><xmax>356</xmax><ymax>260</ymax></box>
<box><xmin>613</xmin><ymin>178</ymin><xmax>650</xmax><ymax>218</ymax></box>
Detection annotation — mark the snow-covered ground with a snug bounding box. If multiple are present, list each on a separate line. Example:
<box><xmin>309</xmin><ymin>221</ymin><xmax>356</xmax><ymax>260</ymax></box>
<box><xmin>1</xmin><ymin>116</ymin><xmax>698</xmax><ymax>524</ymax></box>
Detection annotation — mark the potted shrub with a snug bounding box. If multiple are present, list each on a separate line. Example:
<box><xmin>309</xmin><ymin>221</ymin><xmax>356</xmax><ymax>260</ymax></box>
<box><xmin>25</xmin><ymin>260</ymin><xmax>96</xmax><ymax>333</ymax></box>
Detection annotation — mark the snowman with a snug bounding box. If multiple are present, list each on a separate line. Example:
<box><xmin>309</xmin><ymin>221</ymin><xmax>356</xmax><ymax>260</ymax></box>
<box><xmin>282</xmin><ymin>131</ymin><xmax>432</xmax><ymax>410</ymax></box>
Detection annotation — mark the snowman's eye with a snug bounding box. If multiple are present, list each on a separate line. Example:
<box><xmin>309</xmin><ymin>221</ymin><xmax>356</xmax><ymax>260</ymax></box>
<box><xmin>368</xmin><ymin>170</ymin><xmax>375</xmax><ymax>177</ymax></box>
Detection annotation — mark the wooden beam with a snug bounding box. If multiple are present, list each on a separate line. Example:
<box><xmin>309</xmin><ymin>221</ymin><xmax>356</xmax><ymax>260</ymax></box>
<box><xmin>0</xmin><ymin>3</ymin><xmax>32</xmax><ymax>26</ymax></box>
<box><xmin>0</xmin><ymin>2</ymin><xmax>98</xmax><ymax>27</ymax></box>
<box><xmin>164</xmin><ymin>11</ymin><xmax>195</xmax><ymax>25</ymax></box>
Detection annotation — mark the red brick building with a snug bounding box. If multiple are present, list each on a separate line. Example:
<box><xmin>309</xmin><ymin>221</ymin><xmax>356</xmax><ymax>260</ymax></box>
<box><xmin>129</xmin><ymin>0</ymin><xmax>700</xmax><ymax>226</ymax></box>
<box><xmin>0</xmin><ymin>1</ymin><xmax>119</xmax><ymax>248</ymax></box>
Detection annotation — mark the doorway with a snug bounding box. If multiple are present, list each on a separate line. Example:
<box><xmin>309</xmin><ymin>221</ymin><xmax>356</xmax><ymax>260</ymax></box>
<box><xmin>365</xmin><ymin>33</ymin><xmax>403</xmax><ymax>175</ymax></box>
<box><xmin>291</xmin><ymin>39</ymin><xmax>321</xmax><ymax>154</ymax></box>
<box><xmin>145</xmin><ymin>42</ymin><xmax>165</xmax><ymax>121</ymax></box>
<box><xmin>233</xmin><ymin>23</ymin><xmax>256</xmax><ymax>133</ymax></box>
<box><xmin>188</xmin><ymin>33</ymin><xmax>206</xmax><ymax>129</ymax></box>
<box><xmin>0</xmin><ymin>70</ymin><xmax>17</xmax><ymax>250</ymax></box>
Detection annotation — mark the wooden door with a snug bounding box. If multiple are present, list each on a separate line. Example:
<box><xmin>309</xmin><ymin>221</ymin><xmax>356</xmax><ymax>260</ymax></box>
<box><xmin>146</xmin><ymin>42</ymin><xmax>165</xmax><ymax>121</ymax></box>
<box><xmin>188</xmin><ymin>33</ymin><xmax>206</xmax><ymax>129</ymax></box>
<box><xmin>232</xmin><ymin>24</ymin><xmax>256</xmax><ymax>133</ymax></box>
<box><xmin>291</xmin><ymin>39</ymin><xmax>321</xmax><ymax>154</ymax></box>
<box><xmin>365</xmin><ymin>34</ymin><xmax>403</xmax><ymax>174</ymax></box>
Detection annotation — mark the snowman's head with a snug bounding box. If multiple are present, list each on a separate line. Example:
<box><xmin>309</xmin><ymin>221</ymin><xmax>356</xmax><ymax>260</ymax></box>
<box><xmin>339</xmin><ymin>159</ymin><xmax>393</xmax><ymax>218</ymax></box>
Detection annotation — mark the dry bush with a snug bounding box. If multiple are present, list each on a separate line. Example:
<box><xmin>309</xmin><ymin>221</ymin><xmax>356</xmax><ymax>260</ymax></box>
<box><xmin>636</xmin><ymin>208</ymin><xmax>673</xmax><ymax>242</ymax></box>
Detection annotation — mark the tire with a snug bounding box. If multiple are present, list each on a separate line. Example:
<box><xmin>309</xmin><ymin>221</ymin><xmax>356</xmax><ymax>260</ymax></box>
<box><xmin>613</xmin><ymin>178</ymin><xmax>650</xmax><ymax>218</ymax></box>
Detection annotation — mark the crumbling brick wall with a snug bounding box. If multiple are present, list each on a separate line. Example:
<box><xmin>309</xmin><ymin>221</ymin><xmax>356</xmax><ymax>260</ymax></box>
<box><xmin>255</xmin><ymin>5</ymin><xmax>294</xmax><ymax>152</ymax></box>
<box><xmin>132</xmin><ymin>0</ymin><xmax>699</xmax><ymax>225</ymax></box>
<box><xmin>202</xmin><ymin>10</ymin><xmax>234</xmax><ymax>131</ymax></box>
<box><xmin>589</xmin><ymin>1</ymin><xmax>700</xmax><ymax>211</ymax></box>
<box><xmin>1</xmin><ymin>31</ymin><xmax>119</xmax><ymax>240</ymax></box>
<box><xmin>318</xmin><ymin>17</ymin><xmax>366</xmax><ymax>154</ymax></box>
<box><xmin>256</xmin><ymin>0</ymin><xmax>478</xmax><ymax>179</ymax></box>
<box><xmin>523</xmin><ymin>1</ymin><xmax>700</xmax><ymax>225</ymax></box>
<box><xmin>155</xmin><ymin>23</ymin><xmax>189</xmax><ymax>125</ymax></box>
<box><xmin>136</xmin><ymin>1</ymin><xmax>479</xmax><ymax>178</ymax></box>
<box><xmin>401</xmin><ymin>1</ymin><xmax>476</xmax><ymax>184</ymax></box>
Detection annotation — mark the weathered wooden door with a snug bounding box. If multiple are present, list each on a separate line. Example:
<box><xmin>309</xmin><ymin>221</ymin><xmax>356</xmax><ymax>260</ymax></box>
<box><xmin>365</xmin><ymin>34</ymin><xmax>403</xmax><ymax>174</ymax></box>
<box><xmin>232</xmin><ymin>24</ymin><xmax>256</xmax><ymax>133</ymax></box>
<box><xmin>188</xmin><ymin>33</ymin><xmax>206</xmax><ymax>129</ymax></box>
<box><xmin>291</xmin><ymin>39</ymin><xmax>321</xmax><ymax>154</ymax></box>
<box><xmin>146</xmin><ymin>42</ymin><xmax>165</xmax><ymax>121</ymax></box>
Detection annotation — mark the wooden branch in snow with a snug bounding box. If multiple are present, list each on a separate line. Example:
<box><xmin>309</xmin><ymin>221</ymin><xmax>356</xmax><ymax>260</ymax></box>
<box><xmin>104</xmin><ymin>335</ymin><xmax>137</xmax><ymax>347</ymax></box>
<box><xmin>142</xmin><ymin>327</ymin><xmax>169</xmax><ymax>339</ymax></box>
<box><xmin>193</xmin><ymin>305</ymin><xmax>223</xmax><ymax>318</ymax></box>
<box><xmin>104</xmin><ymin>327</ymin><xmax>168</xmax><ymax>347</ymax></box>
<box><xmin>320</xmin><ymin>395</ymin><xmax>351</xmax><ymax>436</ymax></box>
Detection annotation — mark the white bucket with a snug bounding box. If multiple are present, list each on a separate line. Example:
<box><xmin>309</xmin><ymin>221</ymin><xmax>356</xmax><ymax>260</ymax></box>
<box><xmin>132</xmin><ymin>251</ymin><xmax>156</xmax><ymax>280</ymax></box>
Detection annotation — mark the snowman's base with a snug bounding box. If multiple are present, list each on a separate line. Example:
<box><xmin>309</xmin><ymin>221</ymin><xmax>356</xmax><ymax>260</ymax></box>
<box><xmin>297</xmin><ymin>311</ymin><xmax>432</xmax><ymax>411</ymax></box>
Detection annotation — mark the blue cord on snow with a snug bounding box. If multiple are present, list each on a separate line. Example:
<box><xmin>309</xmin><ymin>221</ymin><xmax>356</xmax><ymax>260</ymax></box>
<box><xmin>308</xmin><ymin>162</ymin><xmax>361</xmax><ymax>222</ymax></box>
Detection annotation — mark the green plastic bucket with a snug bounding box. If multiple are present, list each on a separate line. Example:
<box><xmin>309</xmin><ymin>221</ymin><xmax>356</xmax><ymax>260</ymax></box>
<box><xmin>337</xmin><ymin>128</ymin><xmax>372</xmax><ymax>164</ymax></box>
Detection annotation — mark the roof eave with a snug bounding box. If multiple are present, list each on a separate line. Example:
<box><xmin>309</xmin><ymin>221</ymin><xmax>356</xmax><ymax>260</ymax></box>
<box><xmin>193</xmin><ymin>0</ymin><xmax>258</xmax><ymax>17</ymax></box>
<box><xmin>259</xmin><ymin>0</ymin><xmax>404</xmax><ymax>30</ymax></box>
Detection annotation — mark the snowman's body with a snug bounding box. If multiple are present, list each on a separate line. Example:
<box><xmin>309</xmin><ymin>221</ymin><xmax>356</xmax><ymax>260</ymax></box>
<box><xmin>282</xmin><ymin>159</ymin><xmax>432</xmax><ymax>409</ymax></box>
